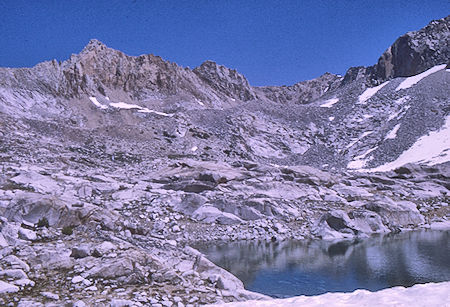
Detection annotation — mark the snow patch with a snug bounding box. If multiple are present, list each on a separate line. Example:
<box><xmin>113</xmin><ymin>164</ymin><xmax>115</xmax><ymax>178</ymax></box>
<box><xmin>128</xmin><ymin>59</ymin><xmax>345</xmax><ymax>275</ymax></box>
<box><xmin>345</xmin><ymin>131</ymin><xmax>373</xmax><ymax>149</ymax></box>
<box><xmin>195</xmin><ymin>99</ymin><xmax>205</xmax><ymax>106</ymax></box>
<box><xmin>137</xmin><ymin>108</ymin><xmax>173</xmax><ymax>117</ymax></box>
<box><xmin>191</xmin><ymin>146</ymin><xmax>198</xmax><ymax>152</ymax></box>
<box><xmin>348</xmin><ymin>146</ymin><xmax>378</xmax><ymax>169</ymax></box>
<box><xmin>213</xmin><ymin>282</ymin><xmax>450</xmax><ymax>307</ymax></box>
<box><xmin>89</xmin><ymin>97</ymin><xmax>108</xmax><ymax>109</ymax></box>
<box><xmin>387</xmin><ymin>110</ymin><xmax>402</xmax><ymax>122</ymax></box>
<box><xmin>368</xmin><ymin>115</ymin><xmax>450</xmax><ymax>172</ymax></box>
<box><xmin>109</xmin><ymin>102</ymin><xmax>142</xmax><ymax>110</ymax></box>
<box><xmin>388</xmin><ymin>105</ymin><xmax>410</xmax><ymax>122</ymax></box>
<box><xmin>320</xmin><ymin>98</ymin><xmax>339</xmax><ymax>108</ymax></box>
<box><xmin>328</xmin><ymin>116</ymin><xmax>335</xmax><ymax>121</ymax></box>
<box><xmin>385</xmin><ymin>124</ymin><xmax>401</xmax><ymax>140</ymax></box>
<box><xmin>347</xmin><ymin>158</ymin><xmax>368</xmax><ymax>169</ymax></box>
<box><xmin>429</xmin><ymin>220</ymin><xmax>450</xmax><ymax>230</ymax></box>
<box><xmin>357</xmin><ymin>81</ymin><xmax>389</xmax><ymax>104</ymax></box>
<box><xmin>396</xmin><ymin>64</ymin><xmax>446</xmax><ymax>91</ymax></box>
<box><xmin>108</xmin><ymin>101</ymin><xmax>173</xmax><ymax>117</ymax></box>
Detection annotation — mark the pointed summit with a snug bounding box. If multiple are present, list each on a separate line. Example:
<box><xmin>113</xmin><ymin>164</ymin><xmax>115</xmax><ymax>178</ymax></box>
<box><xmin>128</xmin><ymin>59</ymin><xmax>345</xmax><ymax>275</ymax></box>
<box><xmin>80</xmin><ymin>39</ymin><xmax>110</xmax><ymax>54</ymax></box>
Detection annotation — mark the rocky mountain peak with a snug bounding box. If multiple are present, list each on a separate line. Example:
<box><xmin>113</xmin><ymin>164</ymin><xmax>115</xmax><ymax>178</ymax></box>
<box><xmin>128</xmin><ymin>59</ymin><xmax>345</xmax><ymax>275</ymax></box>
<box><xmin>343</xmin><ymin>14</ymin><xmax>449</xmax><ymax>85</ymax></box>
<box><xmin>193</xmin><ymin>60</ymin><xmax>257</xmax><ymax>101</ymax></box>
<box><xmin>74</xmin><ymin>39</ymin><xmax>124</xmax><ymax>66</ymax></box>
<box><xmin>373</xmin><ymin>15</ymin><xmax>449</xmax><ymax>80</ymax></box>
<box><xmin>80</xmin><ymin>39</ymin><xmax>110</xmax><ymax>54</ymax></box>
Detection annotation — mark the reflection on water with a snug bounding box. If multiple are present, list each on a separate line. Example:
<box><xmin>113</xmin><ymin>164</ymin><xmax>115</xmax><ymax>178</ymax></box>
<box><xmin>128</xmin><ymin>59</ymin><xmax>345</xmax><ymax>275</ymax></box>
<box><xmin>195</xmin><ymin>230</ymin><xmax>450</xmax><ymax>298</ymax></box>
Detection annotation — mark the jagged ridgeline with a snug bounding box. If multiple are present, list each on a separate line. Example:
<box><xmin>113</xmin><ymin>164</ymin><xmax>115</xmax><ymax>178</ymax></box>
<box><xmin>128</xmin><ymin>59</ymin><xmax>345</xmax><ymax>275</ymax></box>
<box><xmin>0</xmin><ymin>15</ymin><xmax>448</xmax><ymax>306</ymax></box>
<box><xmin>0</xmin><ymin>16</ymin><xmax>448</xmax><ymax>170</ymax></box>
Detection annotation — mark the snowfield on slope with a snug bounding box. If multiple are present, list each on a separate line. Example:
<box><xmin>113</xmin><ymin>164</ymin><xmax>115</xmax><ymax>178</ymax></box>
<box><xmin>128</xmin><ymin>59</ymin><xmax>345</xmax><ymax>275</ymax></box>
<box><xmin>347</xmin><ymin>146</ymin><xmax>378</xmax><ymax>169</ymax></box>
<box><xmin>385</xmin><ymin>124</ymin><xmax>401</xmax><ymax>140</ymax></box>
<box><xmin>395</xmin><ymin>64</ymin><xmax>447</xmax><ymax>91</ymax></box>
<box><xmin>210</xmin><ymin>282</ymin><xmax>450</xmax><ymax>307</ymax></box>
<box><xmin>368</xmin><ymin>115</ymin><xmax>450</xmax><ymax>172</ymax></box>
<box><xmin>110</xmin><ymin>101</ymin><xmax>173</xmax><ymax>116</ymax></box>
<box><xmin>345</xmin><ymin>131</ymin><xmax>373</xmax><ymax>149</ymax></box>
<box><xmin>109</xmin><ymin>102</ymin><xmax>143</xmax><ymax>109</ymax></box>
<box><xmin>89</xmin><ymin>97</ymin><xmax>108</xmax><ymax>109</ymax></box>
<box><xmin>320</xmin><ymin>98</ymin><xmax>339</xmax><ymax>108</ymax></box>
<box><xmin>89</xmin><ymin>98</ymin><xmax>173</xmax><ymax>116</ymax></box>
<box><xmin>358</xmin><ymin>81</ymin><xmax>390</xmax><ymax>104</ymax></box>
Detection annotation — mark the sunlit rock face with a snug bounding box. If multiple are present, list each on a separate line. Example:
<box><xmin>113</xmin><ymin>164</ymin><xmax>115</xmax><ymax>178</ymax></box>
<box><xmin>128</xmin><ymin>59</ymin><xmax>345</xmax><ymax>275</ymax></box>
<box><xmin>373</xmin><ymin>16</ymin><xmax>450</xmax><ymax>80</ymax></box>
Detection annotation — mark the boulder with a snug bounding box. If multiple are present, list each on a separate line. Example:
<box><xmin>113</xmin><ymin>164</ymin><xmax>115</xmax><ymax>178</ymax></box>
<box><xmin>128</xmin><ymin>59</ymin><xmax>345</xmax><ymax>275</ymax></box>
<box><xmin>214</xmin><ymin>200</ymin><xmax>264</xmax><ymax>220</ymax></box>
<box><xmin>13</xmin><ymin>278</ymin><xmax>35</xmax><ymax>287</ymax></box>
<box><xmin>1</xmin><ymin>223</ymin><xmax>19</xmax><ymax>246</ymax></box>
<box><xmin>92</xmin><ymin>241</ymin><xmax>117</xmax><ymax>257</ymax></box>
<box><xmin>334</xmin><ymin>184</ymin><xmax>373</xmax><ymax>200</ymax></box>
<box><xmin>4</xmin><ymin>192</ymin><xmax>80</xmax><ymax>227</ymax></box>
<box><xmin>73</xmin><ymin>301</ymin><xmax>87</xmax><ymax>307</ymax></box>
<box><xmin>313</xmin><ymin>210</ymin><xmax>358</xmax><ymax>240</ymax></box>
<box><xmin>194</xmin><ymin>255</ymin><xmax>244</xmax><ymax>292</ymax></box>
<box><xmin>174</xmin><ymin>193</ymin><xmax>207</xmax><ymax>215</ymax></box>
<box><xmin>18</xmin><ymin>228</ymin><xmax>37</xmax><ymax>241</ymax></box>
<box><xmin>0</xmin><ymin>269</ymin><xmax>28</xmax><ymax>280</ymax></box>
<box><xmin>349</xmin><ymin>210</ymin><xmax>389</xmax><ymax>234</ymax></box>
<box><xmin>34</xmin><ymin>249</ymin><xmax>74</xmax><ymax>270</ymax></box>
<box><xmin>0</xmin><ymin>280</ymin><xmax>19</xmax><ymax>294</ymax></box>
<box><xmin>9</xmin><ymin>171</ymin><xmax>60</xmax><ymax>194</ymax></box>
<box><xmin>40</xmin><ymin>292</ymin><xmax>59</xmax><ymax>300</ymax></box>
<box><xmin>192</xmin><ymin>206</ymin><xmax>243</xmax><ymax>225</ymax></box>
<box><xmin>3</xmin><ymin>255</ymin><xmax>30</xmax><ymax>272</ymax></box>
<box><xmin>313</xmin><ymin>209</ymin><xmax>388</xmax><ymax>240</ymax></box>
<box><xmin>3</xmin><ymin>192</ymin><xmax>119</xmax><ymax>229</ymax></box>
<box><xmin>364</xmin><ymin>199</ymin><xmax>424</xmax><ymax>228</ymax></box>
<box><xmin>86</xmin><ymin>257</ymin><xmax>133</xmax><ymax>279</ymax></box>
<box><xmin>71</xmin><ymin>245</ymin><xmax>91</xmax><ymax>259</ymax></box>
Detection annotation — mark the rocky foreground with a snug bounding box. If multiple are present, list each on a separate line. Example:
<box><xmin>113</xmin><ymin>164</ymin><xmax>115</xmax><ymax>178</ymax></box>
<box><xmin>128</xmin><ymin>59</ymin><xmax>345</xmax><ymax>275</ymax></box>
<box><xmin>0</xmin><ymin>140</ymin><xmax>448</xmax><ymax>306</ymax></box>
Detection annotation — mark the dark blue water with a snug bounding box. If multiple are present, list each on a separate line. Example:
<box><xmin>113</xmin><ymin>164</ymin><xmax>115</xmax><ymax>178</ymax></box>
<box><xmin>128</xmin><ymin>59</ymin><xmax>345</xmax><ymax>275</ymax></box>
<box><xmin>195</xmin><ymin>230</ymin><xmax>450</xmax><ymax>298</ymax></box>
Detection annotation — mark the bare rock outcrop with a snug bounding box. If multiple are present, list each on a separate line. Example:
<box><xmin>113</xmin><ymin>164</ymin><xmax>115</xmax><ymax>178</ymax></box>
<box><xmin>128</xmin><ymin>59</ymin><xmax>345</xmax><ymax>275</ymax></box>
<box><xmin>193</xmin><ymin>60</ymin><xmax>257</xmax><ymax>102</ymax></box>
<box><xmin>373</xmin><ymin>15</ymin><xmax>450</xmax><ymax>80</ymax></box>
<box><xmin>256</xmin><ymin>72</ymin><xmax>342</xmax><ymax>104</ymax></box>
<box><xmin>343</xmin><ymin>15</ymin><xmax>449</xmax><ymax>84</ymax></box>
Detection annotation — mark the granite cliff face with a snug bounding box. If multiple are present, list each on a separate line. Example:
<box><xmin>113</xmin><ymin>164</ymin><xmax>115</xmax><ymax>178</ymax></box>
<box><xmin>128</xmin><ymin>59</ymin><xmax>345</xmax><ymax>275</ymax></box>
<box><xmin>374</xmin><ymin>15</ymin><xmax>450</xmax><ymax>80</ymax></box>
<box><xmin>193</xmin><ymin>60</ymin><xmax>257</xmax><ymax>102</ymax></box>
<box><xmin>0</xmin><ymin>15</ymin><xmax>448</xmax><ymax>307</ymax></box>
<box><xmin>343</xmin><ymin>15</ymin><xmax>450</xmax><ymax>84</ymax></box>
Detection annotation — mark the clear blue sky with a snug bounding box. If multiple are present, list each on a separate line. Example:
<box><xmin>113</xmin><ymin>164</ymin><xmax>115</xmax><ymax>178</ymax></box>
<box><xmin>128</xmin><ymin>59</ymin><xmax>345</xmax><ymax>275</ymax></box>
<box><xmin>0</xmin><ymin>1</ymin><xmax>448</xmax><ymax>86</ymax></box>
